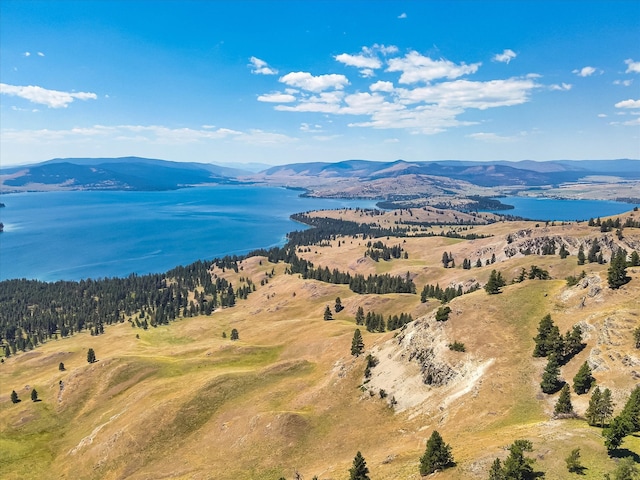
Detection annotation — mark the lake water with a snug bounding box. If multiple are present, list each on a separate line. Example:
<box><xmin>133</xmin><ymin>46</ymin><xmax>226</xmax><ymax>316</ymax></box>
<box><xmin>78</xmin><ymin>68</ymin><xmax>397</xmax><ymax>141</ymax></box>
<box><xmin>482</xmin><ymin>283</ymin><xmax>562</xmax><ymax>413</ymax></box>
<box><xmin>485</xmin><ymin>196</ymin><xmax>637</xmax><ymax>222</ymax></box>
<box><xmin>0</xmin><ymin>187</ymin><xmax>377</xmax><ymax>282</ymax></box>
<box><xmin>0</xmin><ymin>188</ymin><xmax>635</xmax><ymax>282</ymax></box>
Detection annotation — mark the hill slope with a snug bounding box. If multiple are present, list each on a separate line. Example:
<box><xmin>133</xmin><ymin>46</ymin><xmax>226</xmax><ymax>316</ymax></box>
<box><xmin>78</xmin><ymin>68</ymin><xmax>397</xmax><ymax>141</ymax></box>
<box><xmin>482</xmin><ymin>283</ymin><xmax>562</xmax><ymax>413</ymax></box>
<box><xmin>0</xmin><ymin>211</ymin><xmax>639</xmax><ymax>479</ymax></box>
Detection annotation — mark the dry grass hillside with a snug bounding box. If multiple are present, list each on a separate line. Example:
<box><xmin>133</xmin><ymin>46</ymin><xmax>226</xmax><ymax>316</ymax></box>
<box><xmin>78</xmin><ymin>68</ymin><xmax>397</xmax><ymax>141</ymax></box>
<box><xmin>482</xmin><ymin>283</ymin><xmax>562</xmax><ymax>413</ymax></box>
<box><xmin>1</xmin><ymin>210</ymin><xmax>639</xmax><ymax>480</ymax></box>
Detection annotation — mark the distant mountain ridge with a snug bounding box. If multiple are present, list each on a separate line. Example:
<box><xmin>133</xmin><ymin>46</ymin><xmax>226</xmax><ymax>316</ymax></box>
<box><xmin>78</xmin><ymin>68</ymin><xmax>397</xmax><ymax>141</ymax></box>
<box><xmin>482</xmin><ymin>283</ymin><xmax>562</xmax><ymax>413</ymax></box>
<box><xmin>1</xmin><ymin>157</ymin><xmax>638</xmax><ymax>193</ymax></box>
<box><xmin>0</xmin><ymin>157</ymin><xmax>252</xmax><ymax>192</ymax></box>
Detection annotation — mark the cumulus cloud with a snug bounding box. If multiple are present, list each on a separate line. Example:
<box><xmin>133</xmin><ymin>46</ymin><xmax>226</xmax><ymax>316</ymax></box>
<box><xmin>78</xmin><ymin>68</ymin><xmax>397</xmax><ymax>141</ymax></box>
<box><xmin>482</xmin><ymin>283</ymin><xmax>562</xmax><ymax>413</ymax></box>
<box><xmin>0</xmin><ymin>83</ymin><xmax>97</xmax><ymax>108</ymax></box>
<box><xmin>615</xmin><ymin>99</ymin><xmax>640</xmax><ymax>109</ymax></box>
<box><xmin>279</xmin><ymin>72</ymin><xmax>349</xmax><ymax>92</ymax></box>
<box><xmin>398</xmin><ymin>12</ymin><xmax>407</xmax><ymax>19</ymax></box>
<box><xmin>257</xmin><ymin>92</ymin><xmax>297</xmax><ymax>103</ymax></box>
<box><xmin>549</xmin><ymin>83</ymin><xmax>572</xmax><ymax>91</ymax></box>
<box><xmin>573</xmin><ymin>66</ymin><xmax>598</xmax><ymax>77</ymax></box>
<box><xmin>386</xmin><ymin>52</ymin><xmax>481</xmax><ymax>83</ymax></box>
<box><xmin>23</xmin><ymin>51</ymin><xmax>31</xmax><ymax>57</ymax></box>
<box><xmin>37</xmin><ymin>52</ymin><xmax>45</xmax><ymax>57</ymax></box>
<box><xmin>493</xmin><ymin>49</ymin><xmax>516</xmax><ymax>64</ymax></box>
<box><xmin>249</xmin><ymin>56</ymin><xmax>278</xmax><ymax>75</ymax></box>
<box><xmin>370</xmin><ymin>81</ymin><xmax>395</xmax><ymax>92</ymax></box>
<box><xmin>597</xmin><ymin>114</ymin><xmax>607</xmax><ymax>118</ymax></box>
<box><xmin>614</xmin><ymin>79</ymin><xmax>633</xmax><ymax>87</ymax></box>
<box><xmin>625</xmin><ymin>59</ymin><xmax>640</xmax><ymax>74</ymax></box>
<box><xmin>335</xmin><ymin>53</ymin><xmax>381</xmax><ymax>70</ymax></box>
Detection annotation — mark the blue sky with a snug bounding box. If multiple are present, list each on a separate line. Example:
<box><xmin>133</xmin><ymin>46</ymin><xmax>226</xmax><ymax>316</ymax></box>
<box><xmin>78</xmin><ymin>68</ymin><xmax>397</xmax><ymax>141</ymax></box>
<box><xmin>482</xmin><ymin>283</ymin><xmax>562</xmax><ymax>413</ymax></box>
<box><xmin>1</xmin><ymin>0</ymin><xmax>639</xmax><ymax>167</ymax></box>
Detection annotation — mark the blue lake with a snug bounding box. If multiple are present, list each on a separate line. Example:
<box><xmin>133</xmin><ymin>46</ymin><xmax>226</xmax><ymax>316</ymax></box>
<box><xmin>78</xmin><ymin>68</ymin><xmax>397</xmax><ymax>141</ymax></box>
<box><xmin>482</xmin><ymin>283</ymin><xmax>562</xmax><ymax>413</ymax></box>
<box><xmin>484</xmin><ymin>196</ymin><xmax>637</xmax><ymax>222</ymax></box>
<box><xmin>0</xmin><ymin>187</ymin><xmax>377</xmax><ymax>282</ymax></box>
<box><xmin>0</xmin><ymin>188</ymin><xmax>636</xmax><ymax>282</ymax></box>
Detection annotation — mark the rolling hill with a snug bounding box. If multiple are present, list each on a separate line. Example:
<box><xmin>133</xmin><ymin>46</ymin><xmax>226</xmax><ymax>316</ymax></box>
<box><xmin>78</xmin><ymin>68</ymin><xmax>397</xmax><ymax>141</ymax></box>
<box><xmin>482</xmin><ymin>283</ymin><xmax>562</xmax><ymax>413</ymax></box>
<box><xmin>1</xmin><ymin>208</ymin><xmax>639</xmax><ymax>479</ymax></box>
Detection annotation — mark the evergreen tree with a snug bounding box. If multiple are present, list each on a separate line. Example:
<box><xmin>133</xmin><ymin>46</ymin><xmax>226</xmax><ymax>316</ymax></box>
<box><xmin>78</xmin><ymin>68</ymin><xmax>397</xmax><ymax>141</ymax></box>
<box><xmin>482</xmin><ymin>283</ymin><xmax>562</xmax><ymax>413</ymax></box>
<box><xmin>577</xmin><ymin>245</ymin><xmax>586</xmax><ymax>265</ymax></box>
<box><xmin>58</xmin><ymin>362</ymin><xmax>65</xmax><ymax>371</ymax></box>
<box><xmin>335</xmin><ymin>297</ymin><xmax>344</xmax><ymax>313</ymax></box>
<box><xmin>502</xmin><ymin>440</ymin><xmax>536</xmax><ymax>480</ymax></box>
<box><xmin>442</xmin><ymin>251</ymin><xmax>450</xmax><ymax>268</ymax></box>
<box><xmin>604</xmin><ymin>415</ymin><xmax>633</xmax><ymax>452</ymax></box>
<box><xmin>608</xmin><ymin>248</ymin><xmax>630</xmax><ymax>289</ymax></box>
<box><xmin>323</xmin><ymin>305</ymin><xmax>333</xmax><ymax>321</ymax></box>
<box><xmin>349</xmin><ymin>451</ymin><xmax>370</xmax><ymax>480</ymax></box>
<box><xmin>419</xmin><ymin>430</ymin><xmax>454</xmax><ymax>475</ymax></box>
<box><xmin>488</xmin><ymin>458</ymin><xmax>506</xmax><ymax>480</ymax></box>
<box><xmin>634</xmin><ymin>327</ymin><xmax>640</xmax><ymax>349</ymax></box>
<box><xmin>230</xmin><ymin>328</ymin><xmax>239</xmax><ymax>340</ymax></box>
<box><xmin>532</xmin><ymin>314</ymin><xmax>559</xmax><ymax>357</ymax></box>
<box><xmin>565</xmin><ymin>448</ymin><xmax>583</xmax><ymax>474</ymax></box>
<box><xmin>541</xmin><ymin>354</ymin><xmax>562</xmax><ymax>394</ymax></box>
<box><xmin>435</xmin><ymin>306</ymin><xmax>451</xmax><ymax>322</ymax></box>
<box><xmin>351</xmin><ymin>329</ymin><xmax>364</xmax><ymax>357</ymax></box>
<box><xmin>355</xmin><ymin>306</ymin><xmax>365</xmax><ymax>325</ymax></box>
<box><xmin>610</xmin><ymin>457</ymin><xmax>639</xmax><ymax>480</ymax></box>
<box><xmin>573</xmin><ymin>361</ymin><xmax>595</xmax><ymax>394</ymax></box>
<box><xmin>630</xmin><ymin>250</ymin><xmax>640</xmax><ymax>267</ymax></box>
<box><xmin>87</xmin><ymin>348</ymin><xmax>96</xmax><ymax>364</ymax></box>
<box><xmin>31</xmin><ymin>388</ymin><xmax>38</xmax><ymax>402</ymax></box>
<box><xmin>586</xmin><ymin>387</ymin><xmax>614</xmax><ymax>427</ymax></box>
<box><xmin>10</xmin><ymin>390</ymin><xmax>19</xmax><ymax>404</ymax></box>
<box><xmin>554</xmin><ymin>384</ymin><xmax>574</xmax><ymax>415</ymax></box>
<box><xmin>484</xmin><ymin>270</ymin><xmax>505</xmax><ymax>294</ymax></box>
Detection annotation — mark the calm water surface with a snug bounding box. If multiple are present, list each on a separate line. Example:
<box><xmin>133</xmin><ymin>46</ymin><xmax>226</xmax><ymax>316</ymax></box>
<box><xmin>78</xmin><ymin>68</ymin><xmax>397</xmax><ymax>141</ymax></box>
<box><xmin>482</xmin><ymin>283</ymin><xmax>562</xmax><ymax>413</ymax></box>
<box><xmin>0</xmin><ymin>187</ymin><xmax>377</xmax><ymax>281</ymax></box>
<box><xmin>485</xmin><ymin>196</ymin><xmax>636</xmax><ymax>222</ymax></box>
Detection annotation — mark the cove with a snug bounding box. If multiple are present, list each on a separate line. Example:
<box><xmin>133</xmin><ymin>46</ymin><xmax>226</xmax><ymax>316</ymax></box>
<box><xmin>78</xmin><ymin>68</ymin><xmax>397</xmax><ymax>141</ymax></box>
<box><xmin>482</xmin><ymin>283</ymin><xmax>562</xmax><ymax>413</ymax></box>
<box><xmin>484</xmin><ymin>196</ymin><xmax>636</xmax><ymax>222</ymax></box>
<box><xmin>0</xmin><ymin>186</ymin><xmax>377</xmax><ymax>282</ymax></box>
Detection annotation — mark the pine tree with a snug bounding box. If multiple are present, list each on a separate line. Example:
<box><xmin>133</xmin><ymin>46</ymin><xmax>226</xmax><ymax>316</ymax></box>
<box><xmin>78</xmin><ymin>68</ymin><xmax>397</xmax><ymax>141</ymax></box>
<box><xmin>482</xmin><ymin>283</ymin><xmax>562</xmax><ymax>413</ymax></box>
<box><xmin>541</xmin><ymin>354</ymin><xmax>562</xmax><ymax>394</ymax></box>
<box><xmin>634</xmin><ymin>327</ymin><xmax>640</xmax><ymax>349</ymax></box>
<box><xmin>10</xmin><ymin>390</ymin><xmax>19</xmax><ymax>404</ymax></box>
<box><xmin>487</xmin><ymin>458</ymin><xmax>506</xmax><ymax>480</ymax></box>
<box><xmin>351</xmin><ymin>329</ymin><xmax>364</xmax><ymax>357</ymax></box>
<box><xmin>554</xmin><ymin>384</ymin><xmax>574</xmax><ymax>415</ymax></box>
<box><xmin>502</xmin><ymin>440</ymin><xmax>536</xmax><ymax>479</ymax></box>
<box><xmin>31</xmin><ymin>388</ymin><xmax>38</xmax><ymax>402</ymax></box>
<box><xmin>586</xmin><ymin>387</ymin><xmax>614</xmax><ymax>428</ymax></box>
<box><xmin>87</xmin><ymin>348</ymin><xmax>96</xmax><ymax>364</ymax></box>
<box><xmin>608</xmin><ymin>248</ymin><xmax>630</xmax><ymax>289</ymax></box>
<box><xmin>565</xmin><ymin>448</ymin><xmax>583</xmax><ymax>473</ymax></box>
<box><xmin>335</xmin><ymin>297</ymin><xmax>344</xmax><ymax>313</ymax></box>
<box><xmin>484</xmin><ymin>270</ymin><xmax>505</xmax><ymax>294</ymax></box>
<box><xmin>349</xmin><ymin>451</ymin><xmax>370</xmax><ymax>480</ymax></box>
<box><xmin>573</xmin><ymin>361</ymin><xmax>595</xmax><ymax>394</ymax></box>
<box><xmin>230</xmin><ymin>328</ymin><xmax>239</xmax><ymax>340</ymax></box>
<box><xmin>323</xmin><ymin>305</ymin><xmax>333</xmax><ymax>321</ymax></box>
<box><xmin>419</xmin><ymin>430</ymin><xmax>454</xmax><ymax>475</ymax></box>
<box><xmin>355</xmin><ymin>306</ymin><xmax>365</xmax><ymax>325</ymax></box>
<box><xmin>58</xmin><ymin>362</ymin><xmax>65</xmax><ymax>371</ymax></box>
<box><xmin>577</xmin><ymin>245</ymin><xmax>586</xmax><ymax>265</ymax></box>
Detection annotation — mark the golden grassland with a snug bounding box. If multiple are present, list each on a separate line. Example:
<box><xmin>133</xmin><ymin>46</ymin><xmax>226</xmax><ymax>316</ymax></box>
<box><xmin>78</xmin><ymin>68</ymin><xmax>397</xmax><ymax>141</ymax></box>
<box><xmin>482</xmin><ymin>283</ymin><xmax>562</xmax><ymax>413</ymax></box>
<box><xmin>1</xmin><ymin>211</ymin><xmax>639</xmax><ymax>479</ymax></box>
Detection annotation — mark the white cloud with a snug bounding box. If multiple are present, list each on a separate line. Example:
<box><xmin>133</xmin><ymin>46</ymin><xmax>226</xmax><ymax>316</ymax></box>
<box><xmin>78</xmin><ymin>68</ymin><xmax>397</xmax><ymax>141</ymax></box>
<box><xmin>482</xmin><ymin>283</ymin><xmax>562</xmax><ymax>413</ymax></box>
<box><xmin>335</xmin><ymin>53</ymin><xmax>381</xmax><ymax>70</ymax></box>
<box><xmin>386</xmin><ymin>52</ymin><xmax>481</xmax><ymax>83</ymax></box>
<box><xmin>365</xmin><ymin>44</ymin><xmax>398</xmax><ymax>55</ymax></box>
<box><xmin>257</xmin><ymin>92</ymin><xmax>297</xmax><ymax>103</ymax></box>
<box><xmin>597</xmin><ymin>113</ymin><xmax>607</xmax><ymax>118</ymax></box>
<box><xmin>549</xmin><ymin>83</ymin><xmax>572</xmax><ymax>91</ymax></box>
<box><xmin>23</xmin><ymin>51</ymin><xmax>31</xmax><ymax>57</ymax></box>
<box><xmin>493</xmin><ymin>49</ymin><xmax>516</xmax><ymax>64</ymax></box>
<box><xmin>249</xmin><ymin>56</ymin><xmax>278</xmax><ymax>75</ymax></box>
<box><xmin>300</xmin><ymin>123</ymin><xmax>323</xmax><ymax>133</ymax></box>
<box><xmin>614</xmin><ymin>79</ymin><xmax>633</xmax><ymax>87</ymax></box>
<box><xmin>37</xmin><ymin>52</ymin><xmax>45</xmax><ymax>57</ymax></box>
<box><xmin>615</xmin><ymin>99</ymin><xmax>640</xmax><ymax>109</ymax></box>
<box><xmin>573</xmin><ymin>66</ymin><xmax>598</xmax><ymax>77</ymax></box>
<box><xmin>370</xmin><ymin>81</ymin><xmax>395</xmax><ymax>92</ymax></box>
<box><xmin>0</xmin><ymin>83</ymin><xmax>97</xmax><ymax>108</ymax></box>
<box><xmin>468</xmin><ymin>132</ymin><xmax>518</xmax><ymax>143</ymax></box>
<box><xmin>625</xmin><ymin>59</ymin><xmax>640</xmax><ymax>74</ymax></box>
<box><xmin>398</xmin><ymin>12</ymin><xmax>407</xmax><ymax>19</ymax></box>
<box><xmin>279</xmin><ymin>72</ymin><xmax>349</xmax><ymax>92</ymax></box>
<box><xmin>384</xmin><ymin>138</ymin><xmax>400</xmax><ymax>143</ymax></box>
<box><xmin>610</xmin><ymin>117</ymin><xmax>640</xmax><ymax>126</ymax></box>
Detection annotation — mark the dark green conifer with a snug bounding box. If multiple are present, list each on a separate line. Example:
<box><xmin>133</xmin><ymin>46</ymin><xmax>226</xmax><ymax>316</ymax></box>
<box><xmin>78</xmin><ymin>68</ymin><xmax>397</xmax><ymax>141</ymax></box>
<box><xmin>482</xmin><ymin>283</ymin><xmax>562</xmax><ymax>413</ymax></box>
<box><xmin>349</xmin><ymin>451</ymin><xmax>370</xmax><ymax>480</ymax></box>
<box><xmin>419</xmin><ymin>430</ymin><xmax>454</xmax><ymax>475</ymax></box>
<box><xmin>351</xmin><ymin>329</ymin><xmax>364</xmax><ymax>357</ymax></box>
<box><xmin>554</xmin><ymin>384</ymin><xmax>574</xmax><ymax>415</ymax></box>
<box><xmin>573</xmin><ymin>361</ymin><xmax>594</xmax><ymax>394</ymax></box>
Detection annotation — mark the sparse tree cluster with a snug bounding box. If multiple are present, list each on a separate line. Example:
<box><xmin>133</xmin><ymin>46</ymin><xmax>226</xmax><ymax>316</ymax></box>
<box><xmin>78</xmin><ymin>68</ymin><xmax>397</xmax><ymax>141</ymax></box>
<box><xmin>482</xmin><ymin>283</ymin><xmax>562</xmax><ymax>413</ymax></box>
<box><xmin>354</xmin><ymin>306</ymin><xmax>413</xmax><ymax>333</ymax></box>
<box><xmin>484</xmin><ymin>270</ymin><xmax>506</xmax><ymax>294</ymax></box>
